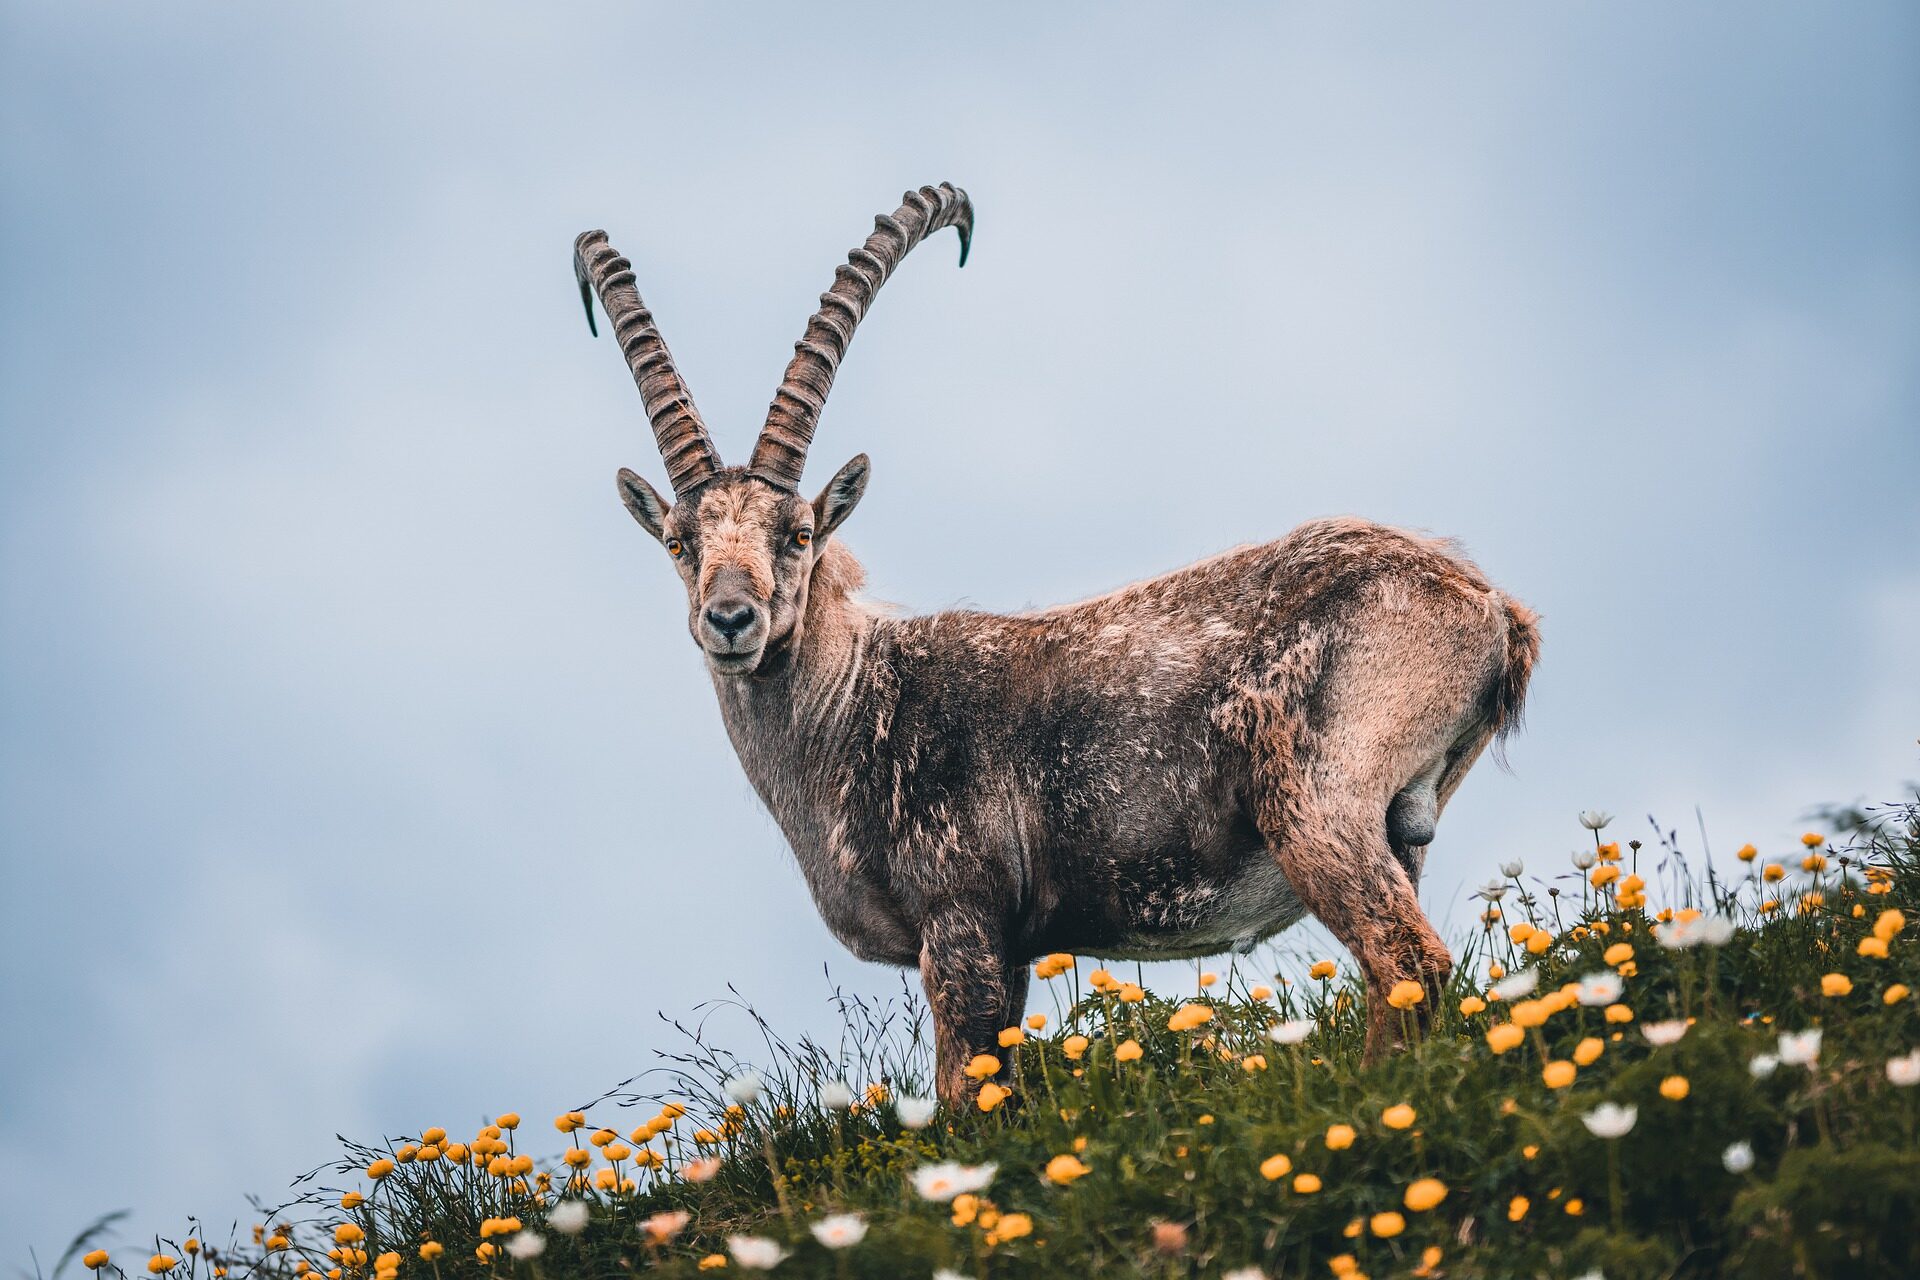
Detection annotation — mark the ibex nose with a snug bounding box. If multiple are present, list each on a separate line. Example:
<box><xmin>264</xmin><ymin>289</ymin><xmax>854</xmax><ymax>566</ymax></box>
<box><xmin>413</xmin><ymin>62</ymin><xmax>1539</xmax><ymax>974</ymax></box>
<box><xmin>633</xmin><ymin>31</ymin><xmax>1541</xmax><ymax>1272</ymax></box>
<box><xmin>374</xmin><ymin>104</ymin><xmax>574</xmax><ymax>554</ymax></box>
<box><xmin>704</xmin><ymin>600</ymin><xmax>757</xmax><ymax>642</ymax></box>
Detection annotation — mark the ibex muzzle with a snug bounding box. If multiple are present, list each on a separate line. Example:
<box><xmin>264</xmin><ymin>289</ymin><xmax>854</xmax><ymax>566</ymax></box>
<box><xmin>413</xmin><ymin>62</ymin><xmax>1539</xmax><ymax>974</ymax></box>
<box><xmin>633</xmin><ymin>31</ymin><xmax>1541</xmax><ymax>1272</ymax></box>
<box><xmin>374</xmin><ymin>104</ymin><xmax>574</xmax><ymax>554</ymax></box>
<box><xmin>574</xmin><ymin>184</ymin><xmax>1539</xmax><ymax>1109</ymax></box>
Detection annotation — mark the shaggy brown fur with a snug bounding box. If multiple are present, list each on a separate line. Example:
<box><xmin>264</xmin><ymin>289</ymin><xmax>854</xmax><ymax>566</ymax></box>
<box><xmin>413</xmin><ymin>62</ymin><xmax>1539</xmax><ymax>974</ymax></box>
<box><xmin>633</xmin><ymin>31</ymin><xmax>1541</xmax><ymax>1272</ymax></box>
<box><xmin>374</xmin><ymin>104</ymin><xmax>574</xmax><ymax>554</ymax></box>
<box><xmin>575</xmin><ymin>186</ymin><xmax>1540</xmax><ymax>1107</ymax></box>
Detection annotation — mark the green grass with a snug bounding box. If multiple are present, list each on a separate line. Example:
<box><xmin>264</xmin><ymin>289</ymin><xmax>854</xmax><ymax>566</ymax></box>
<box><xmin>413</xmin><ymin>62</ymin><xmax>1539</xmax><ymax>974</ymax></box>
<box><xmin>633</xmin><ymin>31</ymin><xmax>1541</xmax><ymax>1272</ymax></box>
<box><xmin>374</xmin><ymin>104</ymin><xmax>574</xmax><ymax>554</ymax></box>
<box><xmin>69</xmin><ymin>799</ymin><xmax>1920</xmax><ymax>1280</ymax></box>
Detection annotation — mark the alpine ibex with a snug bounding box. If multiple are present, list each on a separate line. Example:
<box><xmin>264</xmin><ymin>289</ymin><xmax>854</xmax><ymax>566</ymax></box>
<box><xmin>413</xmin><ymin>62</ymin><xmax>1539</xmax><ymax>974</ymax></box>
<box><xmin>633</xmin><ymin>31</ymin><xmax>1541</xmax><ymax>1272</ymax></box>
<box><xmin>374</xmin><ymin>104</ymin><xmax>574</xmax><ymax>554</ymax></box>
<box><xmin>574</xmin><ymin>183</ymin><xmax>1539</xmax><ymax>1107</ymax></box>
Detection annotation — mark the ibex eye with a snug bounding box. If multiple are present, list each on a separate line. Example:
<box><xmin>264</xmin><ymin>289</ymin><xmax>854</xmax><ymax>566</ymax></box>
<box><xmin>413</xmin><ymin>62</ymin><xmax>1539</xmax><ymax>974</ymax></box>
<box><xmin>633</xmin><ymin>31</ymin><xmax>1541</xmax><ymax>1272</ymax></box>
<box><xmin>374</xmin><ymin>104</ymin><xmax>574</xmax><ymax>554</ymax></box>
<box><xmin>666</xmin><ymin>539</ymin><xmax>684</xmax><ymax>558</ymax></box>
<box><xmin>793</xmin><ymin>529</ymin><xmax>813</xmax><ymax>549</ymax></box>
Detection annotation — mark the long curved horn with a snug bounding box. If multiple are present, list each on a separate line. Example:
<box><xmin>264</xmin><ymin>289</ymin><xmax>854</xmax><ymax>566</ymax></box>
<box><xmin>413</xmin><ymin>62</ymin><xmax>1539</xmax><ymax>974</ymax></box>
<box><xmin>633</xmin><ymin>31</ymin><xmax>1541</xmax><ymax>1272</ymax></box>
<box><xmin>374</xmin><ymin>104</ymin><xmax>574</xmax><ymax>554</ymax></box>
<box><xmin>574</xmin><ymin>230</ymin><xmax>721</xmax><ymax>498</ymax></box>
<box><xmin>747</xmin><ymin>183</ymin><xmax>972</xmax><ymax>491</ymax></box>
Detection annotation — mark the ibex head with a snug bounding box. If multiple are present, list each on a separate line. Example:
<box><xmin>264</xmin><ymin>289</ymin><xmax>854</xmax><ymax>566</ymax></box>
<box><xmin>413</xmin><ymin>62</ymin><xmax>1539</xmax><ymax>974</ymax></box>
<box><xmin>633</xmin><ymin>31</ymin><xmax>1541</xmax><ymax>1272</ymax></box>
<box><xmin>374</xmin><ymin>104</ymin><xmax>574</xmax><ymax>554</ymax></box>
<box><xmin>575</xmin><ymin>184</ymin><xmax>972</xmax><ymax>676</ymax></box>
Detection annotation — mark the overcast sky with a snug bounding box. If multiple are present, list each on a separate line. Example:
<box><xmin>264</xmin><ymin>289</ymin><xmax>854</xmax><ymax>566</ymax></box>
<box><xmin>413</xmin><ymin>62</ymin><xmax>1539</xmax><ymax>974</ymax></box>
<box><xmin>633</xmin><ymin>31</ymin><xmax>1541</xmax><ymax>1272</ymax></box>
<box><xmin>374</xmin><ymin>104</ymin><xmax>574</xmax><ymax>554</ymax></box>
<box><xmin>3</xmin><ymin>0</ymin><xmax>1916</xmax><ymax>1255</ymax></box>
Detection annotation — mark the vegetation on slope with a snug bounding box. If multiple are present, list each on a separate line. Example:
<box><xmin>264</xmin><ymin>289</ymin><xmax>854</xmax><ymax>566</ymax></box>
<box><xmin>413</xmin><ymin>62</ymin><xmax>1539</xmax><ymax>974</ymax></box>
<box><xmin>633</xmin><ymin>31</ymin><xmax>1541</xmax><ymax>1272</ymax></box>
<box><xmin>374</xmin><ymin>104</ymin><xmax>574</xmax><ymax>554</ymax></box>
<box><xmin>61</xmin><ymin>801</ymin><xmax>1920</xmax><ymax>1279</ymax></box>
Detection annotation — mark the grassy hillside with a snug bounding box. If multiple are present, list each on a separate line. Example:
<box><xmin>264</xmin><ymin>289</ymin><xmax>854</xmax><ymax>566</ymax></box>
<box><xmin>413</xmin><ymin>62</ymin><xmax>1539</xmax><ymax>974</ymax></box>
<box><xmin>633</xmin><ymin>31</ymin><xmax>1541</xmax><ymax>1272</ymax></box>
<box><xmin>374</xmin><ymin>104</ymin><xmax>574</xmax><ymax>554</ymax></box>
<box><xmin>65</xmin><ymin>801</ymin><xmax>1920</xmax><ymax>1279</ymax></box>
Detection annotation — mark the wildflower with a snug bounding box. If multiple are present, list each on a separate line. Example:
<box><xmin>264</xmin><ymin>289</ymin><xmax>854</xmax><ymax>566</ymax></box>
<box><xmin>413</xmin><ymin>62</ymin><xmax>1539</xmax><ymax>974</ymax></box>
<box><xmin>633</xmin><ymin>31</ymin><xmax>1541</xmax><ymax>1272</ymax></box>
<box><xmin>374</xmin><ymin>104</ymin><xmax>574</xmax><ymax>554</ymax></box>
<box><xmin>1224</xmin><ymin>1271</ymin><xmax>1268</xmax><ymax>1280</ymax></box>
<box><xmin>963</xmin><ymin>1054</ymin><xmax>1001</xmax><ymax>1080</ymax></box>
<box><xmin>1659</xmin><ymin>1074</ymin><xmax>1690</xmax><ymax>1100</ymax></box>
<box><xmin>334</xmin><ymin>1224</ymin><xmax>365</xmax><ymax>1245</ymax></box>
<box><xmin>1492</xmin><ymin>969</ymin><xmax>1539</xmax><ymax>1001</ymax></box>
<box><xmin>723</xmin><ymin>1071</ymin><xmax>765</xmax><ymax>1106</ymax></box>
<box><xmin>1478</xmin><ymin>879</ymin><xmax>1508</xmax><ymax>902</ymax></box>
<box><xmin>83</xmin><ymin>1253</ymin><xmax>109</xmax><ymax>1271</ymax></box>
<box><xmin>1802</xmin><ymin>852</ymin><xmax>1827</xmax><ymax>872</ymax></box>
<box><xmin>810</xmin><ymin>1214</ymin><xmax>867</xmax><ymax>1249</ymax></box>
<box><xmin>1643</xmin><ymin>1019</ymin><xmax>1688</xmax><ymax>1047</ymax></box>
<box><xmin>1268</xmin><ymin>1019</ymin><xmax>1314</xmax><ymax>1045</ymax></box>
<box><xmin>1241</xmin><ymin>1053</ymin><xmax>1269</xmax><ymax>1072</ymax></box>
<box><xmin>1499</xmin><ymin>858</ymin><xmax>1525</xmax><ymax>877</ymax></box>
<box><xmin>1887</xmin><ymin>984</ymin><xmax>1912</xmax><ymax>1005</ymax></box>
<box><xmin>1292</xmin><ymin>1173</ymin><xmax>1322</xmax><ymax>1193</ymax></box>
<box><xmin>1459</xmin><ymin>995</ymin><xmax>1486</xmax><ymax>1016</ymax></box>
<box><xmin>1605</xmin><ymin>1003</ymin><xmax>1634</xmax><ymax>1024</ymax></box>
<box><xmin>1573</xmin><ymin>1036</ymin><xmax>1605</xmax><ymax>1066</ymax></box>
<box><xmin>1801</xmin><ymin>831</ymin><xmax>1825</xmax><ymax>848</ymax></box>
<box><xmin>699</xmin><ymin>1257</ymin><xmax>727</xmax><ymax>1271</ymax></box>
<box><xmin>1575</xmin><ymin>971</ymin><xmax>1624</xmax><ymax>1006</ymax></box>
<box><xmin>1591</xmin><ymin>865</ymin><xmax>1621</xmax><ymax>888</ymax></box>
<box><xmin>1887</xmin><ymin>1049</ymin><xmax>1920</xmax><ymax>1087</ymax></box>
<box><xmin>1310</xmin><ymin>960</ymin><xmax>1337</xmax><ymax>979</ymax></box>
<box><xmin>1404</xmin><ymin>1177</ymin><xmax>1448</xmax><ymax>1211</ymax></box>
<box><xmin>1542</xmin><ymin>1060</ymin><xmax>1577</xmax><ymax>1088</ymax></box>
<box><xmin>547</xmin><ymin>1200</ymin><xmax>589</xmax><ymax>1234</ymax></box>
<box><xmin>340</xmin><ymin>1192</ymin><xmax>364</xmax><ymax>1209</ymax></box>
<box><xmin>1821</xmin><ymin>973</ymin><xmax>1853</xmax><ymax>997</ymax></box>
<box><xmin>1386</xmin><ymin>980</ymin><xmax>1425</xmax><ymax>1010</ymax></box>
<box><xmin>1861</xmin><ymin>936</ymin><xmax>1889</xmax><ymax>958</ymax></box>
<box><xmin>913</xmin><ymin>1161</ymin><xmax>997</xmax><ymax>1201</ymax></box>
<box><xmin>1762</xmin><ymin>864</ymin><xmax>1786</xmax><ymax>883</ymax></box>
<box><xmin>1736</xmin><ymin>843</ymin><xmax>1757</xmax><ymax>862</ymax></box>
<box><xmin>1062</xmin><ymin>1034</ymin><xmax>1090</xmax><ymax>1061</ymax></box>
<box><xmin>1580</xmin><ymin>810</ymin><xmax>1613</xmax><ymax>830</ymax></box>
<box><xmin>1115</xmin><ymin>1039</ymin><xmax>1144</xmax><ymax>1061</ymax></box>
<box><xmin>1250</xmin><ymin>984</ymin><xmax>1274</xmax><ymax>1000</ymax></box>
<box><xmin>683</xmin><ymin>1156</ymin><xmax>722</xmax><ymax>1183</ymax></box>
<box><xmin>988</xmin><ymin>1212</ymin><xmax>1034</xmax><ymax>1244</ymax></box>
<box><xmin>1382</xmin><ymin>1104</ymin><xmax>1416</xmax><ymax>1130</ymax></box>
<box><xmin>1486</xmin><ymin>1023</ymin><xmax>1525</xmax><ymax>1054</ymax></box>
<box><xmin>1370</xmin><ymin>1211</ymin><xmax>1406</xmax><ymax>1237</ymax></box>
<box><xmin>1508</xmin><ymin>1195</ymin><xmax>1529</xmax><ymax>1221</ymax></box>
<box><xmin>366</xmin><ymin>1157</ymin><xmax>395</xmax><ymax>1179</ymax></box>
<box><xmin>1045</xmin><ymin>1153</ymin><xmax>1091</xmax><ymax>1185</ymax></box>
<box><xmin>1325</xmin><ymin>1123</ymin><xmax>1356</xmax><ymax>1150</ymax></box>
<box><xmin>1581</xmin><ymin>1102</ymin><xmax>1638</xmax><ymax>1138</ymax></box>
<box><xmin>1723</xmin><ymin>1141</ymin><xmax>1755</xmax><ymax>1173</ymax></box>
<box><xmin>1167</xmin><ymin>1002</ymin><xmax>1215</xmax><ymax>1032</ymax></box>
<box><xmin>819</xmin><ymin>1079</ymin><xmax>856</xmax><ymax>1110</ymax></box>
<box><xmin>1259</xmin><ymin>1153</ymin><xmax>1293</xmax><ymax>1180</ymax></box>
<box><xmin>418</xmin><ymin>1244</ymin><xmax>444</xmax><ymax>1261</ymax></box>
<box><xmin>1564</xmin><ymin>1198</ymin><xmax>1585</xmax><ymax>1216</ymax></box>
<box><xmin>1875</xmin><ymin>909</ymin><xmax>1906</xmax><ymax>940</ymax></box>
<box><xmin>976</xmin><ymin>1082</ymin><xmax>1012</xmax><ymax>1112</ymax></box>
<box><xmin>147</xmin><ymin>1259</ymin><xmax>178</xmax><ymax>1275</ymax></box>
<box><xmin>727</xmin><ymin>1236</ymin><xmax>789</xmax><ymax>1269</ymax></box>
<box><xmin>555</xmin><ymin>1110</ymin><xmax>587</xmax><ymax>1132</ymax></box>
<box><xmin>505</xmin><ymin>1233</ymin><xmax>545</xmax><ymax>1261</ymax></box>
<box><xmin>1571</xmin><ymin>848</ymin><xmax>1597</xmax><ymax>870</ymax></box>
<box><xmin>998</xmin><ymin>1026</ymin><xmax>1026</xmax><ymax>1047</ymax></box>
<box><xmin>895</xmin><ymin>1094</ymin><xmax>938</xmax><ymax>1129</ymax></box>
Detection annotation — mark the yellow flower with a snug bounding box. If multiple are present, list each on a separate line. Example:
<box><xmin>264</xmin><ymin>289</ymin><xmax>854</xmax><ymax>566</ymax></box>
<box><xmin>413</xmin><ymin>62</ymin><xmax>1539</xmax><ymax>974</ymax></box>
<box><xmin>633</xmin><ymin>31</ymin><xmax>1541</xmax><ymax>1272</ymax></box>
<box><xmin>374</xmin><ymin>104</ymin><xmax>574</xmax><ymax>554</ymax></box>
<box><xmin>1801</xmin><ymin>831</ymin><xmax>1825</xmax><ymax>848</ymax></box>
<box><xmin>1381</xmin><ymin>1103</ymin><xmax>1416</xmax><ymax>1130</ymax></box>
<box><xmin>997</xmin><ymin>1026</ymin><xmax>1026</xmax><ymax>1048</ymax></box>
<box><xmin>418</xmin><ymin>1244</ymin><xmax>443</xmax><ymax>1261</ymax></box>
<box><xmin>1167</xmin><ymin>1003</ymin><xmax>1215</xmax><ymax>1032</ymax></box>
<box><xmin>990</xmin><ymin>1211</ymin><xmax>1033</xmax><ymax>1243</ymax></box>
<box><xmin>1523</xmin><ymin>1143</ymin><xmax>1539</xmax><ymax>1159</ymax></box>
<box><xmin>1403</xmin><ymin>1177</ymin><xmax>1448</xmax><ymax>1212</ymax></box>
<box><xmin>964</xmin><ymin>1053</ymin><xmax>1002</xmax><ymax>1079</ymax></box>
<box><xmin>443</xmin><ymin>1142</ymin><xmax>469</xmax><ymax>1162</ymax></box>
<box><xmin>1822</xmin><ymin>973</ymin><xmax>1854</xmax><ymax>997</ymax></box>
<box><xmin>1603</xmin><ymin>942</ymin><xmax>1633</xmax><ymax>966</ymax></box>
<box><xmin>1259</xmin><ymin>1153</ymin><xmax>1293</xmax><ymax>1180</ymax></box>
<box><xmin>1310</xmin><ymin>960</ymin><xmax>1337</xmax><ymax>979</ymax></box>
<box><xmin>1542</xmin><ymin>1060</ymin><xmax>1576</xmax><ymax>1089</ymax></box>
<box><xmin>1115</xmin><ymin>1039</ymin><xmax>1143</xmax><ymax>1062</ymax></box>
<box><xmin>1387</xmin><ymin>980</ymin><xmax>1425</xmax><ymax>1010</ymax></box>
<box><xmin>1045</xmin><ymin>1153</ymin><xmax>1092</xmax><ymax>1184</ymax></box>
<box><xmin>1241</xmin><ymin>1053</ymin><xmax>1269</xmax><ymax>1072</ymax></box>
<box><xmin>1659</xmin><ymin>1074</ymin><xmax>1690</xmax><ymax>1100</ymax></box>
<box><xmin>590</xmin><ymin>1127</ymin><xmax>617</xmax><ymax>1148</ymax></box>
<box><xmin>496</xmin><ymin>1112</ymin><xmax>520</xmax><ymax>1129</ymax></box>
<box><xmin>1564</xmin><ymin>1197</ymin><xmax>1585</xmax><ymax>1216</ymax></box>
<box><xmin>1486</xmin><ymin>1023</ymin><xmax>1525</xmax><ymax>1054</ymax></box>
<box><xmin>1459</xmin><ymin>995</ymin><xmax>1486</xmax><ymax>1016</ymax></box>
<box><xmin>1885</xmin><ymin>983</ymin><xmax>1911</xmax><ymax>1005</ymax></box>
<box><xmin>977</xmin><ymin>1082</ymin><xmax>1012</xmax><ymax>1112</ymax></box>
<box><xmin>698</xmin><ymin>1256</ymin><xmax>727</xmax><ymax>1271</ymax></box>
<box><xmin>1292</xmin><ymin>1172</ymin><xmax>1322</xmax><ymax>1193</ymax></box>
<box><xmin>1325</xmin><ymin>1123</ymin><xmax>1356</xmax><ymax>1150</ymax></box>
<box><xmin>1510</xmin><ymin>1000</ymin><xmax>1550</xmax><ymax>1029</ymax></box>
<box><xmin>1250</xmin><ymin>984</ymin><xmax>1274</xmax><ymax>1000</ymax></box>
<box><xmin>555</xmin><ymin>1111</ymin><xmax>586</xmax><ymax>1133</ymax></box>
<box><xmin>366</xmin><ymin>1158</ymin><xmax>395</xmax><ymax>1179</ymax></box>
<box><xmin>1591</xmin><ymin>865</ymin><xmax>1621</xmax><ymax>888</ymax></box>
<box><xmin>1526</xmin><ymin>930</ymin><xmax>1552</xmax><ymax>954</ymax></box>
<box><xmin>1605</xmin><ymin>1003</ymin><xmax>1634</xmax><ymax>1024</ymax></box>
<box><xmin>1488</xmin><ymin>962</ymin><xmax>1506</xmax><ymax>979</ymax></box>
<box><xmin>661</xmin><ymin>1102</ymin><xmax>687</xmax><ymax>1119</ymax></box>
<box><xmin>563</xmin><ymin>1147</ymin><xmax>591</xmax><ymax>1168</ymax></box>
<box><xmin>340</xmin><ymin>1191</ymin><xmax>364</xmax><ymax>1209</ymax></box>
<box><xmin>1860</xmin><ymin>936</ymin><xmax>1889</xmax><ymax>958</ymax></box>
<box><xmin>1063</xmin><ymin>1034</ymin><xmax>1090</xmax><ymax>1061</ymax></box>
<box><xmin>1736</xmin><ymin>843</ymin><xmax>1757</xmax><ymax>862</ymax></box>
<box><xmin>1509</xmin><ymin>922</ymin><xmax>1536</xmax><ymax>944</ymax></box>
<box><xmin>1762</xmin><ymin>864</ymin><xmax>1786</xmax><ymax>883</ymax></box>
<box><xmin>1875</xmin><ymin>909</ymin><xmax>1906</xmax><ymax>941</ymax></box>
<box><xmin>1370</xmin><ymin>1211</ymin><xmax>1406</xmax><ymax>1238</ymax></box>
<box><xmin>1574</xmin><ymin>1036</ymin><xmax>1605</xmax><ymax>1066</ymax></box>
<box><xmin>83</xmin><ymin>1253</ymin><xmax>109</xmax><ymax>1271</ymax></box>
<box><xmin>1508</xmin><ymin>1195</ymin><xmax>1529</xmax><ymax>1221</ymax></box>
<box><xmin>475</xmin><ymin>1244</ymin><xmax>496</xmax><ymax>1262</ymax></box>
<box><xmin>333</xmin><ymin>1224</ymin><xmax>365</xmax><ymax>1245</ymax></box>
<box><xmin>147</xmin><ymin>1259</ymin><xmax>178</xmax><ymax>1276</ymax></box>
<box><xmin>1118</xmin><ymin>983</ymin><xmax>1146</xmax><ymax>1003</ymax></box>
<box><xmin>1026</xmin><ymin>1013</ymin><xmax>1047</xmax><ymax>1031</ymax></box>
<box><xmin>1414</xmin><ymin>1245</ymin><xmax>1444</xmax><ymax>1278</ymax></box>
<box><xmin>1802</xmin><ymin>852</ymin><xmax>1827</xmax><ymax>873</ymax></box>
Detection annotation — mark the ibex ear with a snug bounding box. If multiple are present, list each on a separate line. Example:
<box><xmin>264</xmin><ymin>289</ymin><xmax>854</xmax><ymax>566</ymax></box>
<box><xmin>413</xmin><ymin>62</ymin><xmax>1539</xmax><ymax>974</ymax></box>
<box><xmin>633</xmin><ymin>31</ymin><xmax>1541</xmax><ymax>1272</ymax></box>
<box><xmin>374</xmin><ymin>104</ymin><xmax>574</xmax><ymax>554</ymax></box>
<box><xmin>812</xmin><ymin>454</ymin><xmax>870</xmax><ymax>542</ymax></box>
<box><xmin>616</xmin><ymin>467</ymin><xmax>671</xmax><ymax>544</ymax></box>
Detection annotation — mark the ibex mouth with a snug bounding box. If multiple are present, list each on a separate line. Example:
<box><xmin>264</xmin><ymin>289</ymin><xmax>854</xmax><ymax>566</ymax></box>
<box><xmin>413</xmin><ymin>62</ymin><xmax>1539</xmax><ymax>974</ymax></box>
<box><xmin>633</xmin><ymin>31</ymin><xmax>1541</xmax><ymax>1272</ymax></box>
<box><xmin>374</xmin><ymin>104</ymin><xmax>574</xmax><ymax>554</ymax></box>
<box><xmin>706</xmin><ymin>649</ymin><xmax>761</xmax><ymax>676</ymax></box>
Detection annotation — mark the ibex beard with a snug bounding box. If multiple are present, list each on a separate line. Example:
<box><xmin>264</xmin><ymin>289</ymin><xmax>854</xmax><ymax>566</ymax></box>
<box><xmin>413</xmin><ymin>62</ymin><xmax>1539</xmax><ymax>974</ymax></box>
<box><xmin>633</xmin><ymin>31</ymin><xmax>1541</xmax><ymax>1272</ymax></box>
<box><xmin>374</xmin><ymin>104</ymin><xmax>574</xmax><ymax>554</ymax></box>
<box><xmin>576</xmin><ymin>184</ymin><xmax>1540</xmax><ymax>1110</ymax></box>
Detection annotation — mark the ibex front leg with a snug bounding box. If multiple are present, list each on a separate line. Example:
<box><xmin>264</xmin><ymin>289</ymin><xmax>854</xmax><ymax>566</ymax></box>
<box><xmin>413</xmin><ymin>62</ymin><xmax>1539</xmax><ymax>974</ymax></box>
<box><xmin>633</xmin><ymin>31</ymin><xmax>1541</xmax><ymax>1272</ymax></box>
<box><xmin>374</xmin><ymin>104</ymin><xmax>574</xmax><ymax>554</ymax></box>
<box><xmin>919</xmin><ymin>914</ymin><xmax>1018</xmax><ymax>1111</ymax></box>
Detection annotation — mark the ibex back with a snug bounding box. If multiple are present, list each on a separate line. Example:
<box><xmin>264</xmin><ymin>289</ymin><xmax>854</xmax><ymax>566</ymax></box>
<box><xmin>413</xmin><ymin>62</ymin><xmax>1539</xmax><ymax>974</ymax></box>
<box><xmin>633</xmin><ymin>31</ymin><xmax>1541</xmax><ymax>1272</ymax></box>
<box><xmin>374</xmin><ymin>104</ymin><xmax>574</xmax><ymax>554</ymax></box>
<box><xmin>574</xmin><ymin>184</ymin><xmax>1540</xmax><ymax>1108</ymax></box>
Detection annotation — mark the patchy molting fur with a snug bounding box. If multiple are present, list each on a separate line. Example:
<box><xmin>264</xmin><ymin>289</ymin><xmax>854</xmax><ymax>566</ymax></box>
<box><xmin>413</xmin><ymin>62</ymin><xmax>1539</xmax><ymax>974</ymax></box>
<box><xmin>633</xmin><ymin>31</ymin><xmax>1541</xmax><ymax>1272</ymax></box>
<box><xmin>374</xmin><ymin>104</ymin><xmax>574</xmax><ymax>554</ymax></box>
<box><xmin>646</xmin><ymin>479</ymin><xmax>1540</xmax><ymax>1106</ymax></box>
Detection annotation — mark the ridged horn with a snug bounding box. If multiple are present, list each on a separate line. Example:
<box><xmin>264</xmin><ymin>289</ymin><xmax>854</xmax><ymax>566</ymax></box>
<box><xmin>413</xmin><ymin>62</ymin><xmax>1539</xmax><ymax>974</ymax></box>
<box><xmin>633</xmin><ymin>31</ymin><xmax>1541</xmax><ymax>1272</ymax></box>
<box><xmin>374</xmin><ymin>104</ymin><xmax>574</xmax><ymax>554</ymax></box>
<box><xmin>747</xmin><ymin>183</ymin><xmax>973</xmax><ymax>491</ymax></box>
<box><xmin>574</xmin><ymin>230</ymin><xmax>721</xmax><ymax>498</ymax></box>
